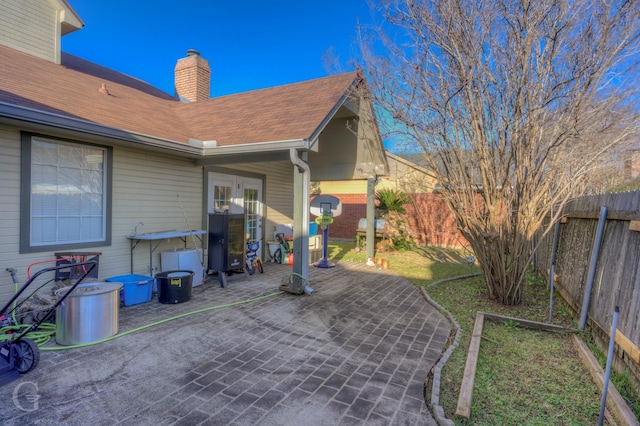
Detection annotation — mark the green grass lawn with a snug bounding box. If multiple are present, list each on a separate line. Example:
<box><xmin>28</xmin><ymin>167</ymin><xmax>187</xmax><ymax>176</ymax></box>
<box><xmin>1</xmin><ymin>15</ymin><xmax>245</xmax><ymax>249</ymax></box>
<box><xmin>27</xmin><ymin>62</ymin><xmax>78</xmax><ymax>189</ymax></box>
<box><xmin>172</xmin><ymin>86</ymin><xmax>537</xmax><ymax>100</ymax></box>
<box><xmin>327</xmin><ymin>240</ymin><xmax>634</xmax><ymax>425</ymax></box>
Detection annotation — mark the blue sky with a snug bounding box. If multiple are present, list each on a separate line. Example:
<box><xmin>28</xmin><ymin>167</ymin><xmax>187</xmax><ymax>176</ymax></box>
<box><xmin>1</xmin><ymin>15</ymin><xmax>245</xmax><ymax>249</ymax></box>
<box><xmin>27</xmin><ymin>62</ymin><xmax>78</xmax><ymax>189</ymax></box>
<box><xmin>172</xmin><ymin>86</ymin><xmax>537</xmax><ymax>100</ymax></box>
<box><xmin>62</xmin><ymin>0</ymin><xmax>374</xmax><ymax>98</ymax></box>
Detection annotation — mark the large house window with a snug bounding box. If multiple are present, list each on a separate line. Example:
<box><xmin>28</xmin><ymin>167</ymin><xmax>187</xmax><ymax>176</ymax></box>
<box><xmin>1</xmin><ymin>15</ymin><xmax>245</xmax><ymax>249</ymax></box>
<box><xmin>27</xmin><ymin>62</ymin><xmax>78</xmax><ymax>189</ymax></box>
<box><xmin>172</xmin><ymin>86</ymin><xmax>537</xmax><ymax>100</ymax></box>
<box><xmin>20</xmin><ymin>133</ymin><xmax>112</xmax><ymax>253</ymax></box>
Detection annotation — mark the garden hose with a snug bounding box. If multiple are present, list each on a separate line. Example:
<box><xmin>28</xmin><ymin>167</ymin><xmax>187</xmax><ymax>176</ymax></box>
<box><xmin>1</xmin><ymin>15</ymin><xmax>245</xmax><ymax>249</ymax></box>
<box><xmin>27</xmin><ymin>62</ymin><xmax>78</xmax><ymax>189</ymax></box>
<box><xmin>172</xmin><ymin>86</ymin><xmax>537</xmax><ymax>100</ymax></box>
<box><xmin>291</xmin><ymin>272</ymin><xmax>314</xmax><ymax>294</ymax></box>
<box><xmin>0</xmin><ymin>323</ymin><xmax>56</xmax><ymax>346</ymax></box>
<box><xmin>40</xmin><ymin>290</ymin><xmax>284</xmax><ymax>351</ymax></box>
<box><xmin>1</xmin><ymin>274</ymin><xmax>57</xmax><ymax>345</ymax></box>
<box><xmin>279</xmin><ymin>272</ymin><xmax>314</xmax><ymax>295</ymax></box>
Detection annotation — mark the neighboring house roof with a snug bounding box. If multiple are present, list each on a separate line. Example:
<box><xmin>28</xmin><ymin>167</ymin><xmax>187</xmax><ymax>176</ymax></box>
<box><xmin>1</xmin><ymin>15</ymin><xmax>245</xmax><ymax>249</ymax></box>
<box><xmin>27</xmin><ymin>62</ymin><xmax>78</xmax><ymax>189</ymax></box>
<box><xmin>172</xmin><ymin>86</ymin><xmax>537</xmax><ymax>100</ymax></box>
<box><xmin>381</xmin><ymin>151</ymin><xmax>438</xmax><ymax>193</ymax></box>
<box><xmin>388</xmin><ymin>152</ymin><xmax>433</xmax><ymax>176</ymax></box>
<box><xmin>398</xmin><ymin>153</ymin><xmax>448</xmax><ymax>177</ymax></box>
<box><xmin>0</xmin><ymin>44</ymin><xmax>359</xmax><ymax>149</ymax></box>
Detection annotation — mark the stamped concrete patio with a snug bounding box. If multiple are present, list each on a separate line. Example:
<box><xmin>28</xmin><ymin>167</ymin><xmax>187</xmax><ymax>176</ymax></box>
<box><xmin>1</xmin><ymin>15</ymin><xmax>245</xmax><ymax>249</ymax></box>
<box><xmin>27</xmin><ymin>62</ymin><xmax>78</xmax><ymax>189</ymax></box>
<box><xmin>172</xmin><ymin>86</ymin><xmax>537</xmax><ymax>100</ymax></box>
<box><xmin>0</xmin><ymin>261</ymin><xmax>449</xmax><ymax>425</ymax></box>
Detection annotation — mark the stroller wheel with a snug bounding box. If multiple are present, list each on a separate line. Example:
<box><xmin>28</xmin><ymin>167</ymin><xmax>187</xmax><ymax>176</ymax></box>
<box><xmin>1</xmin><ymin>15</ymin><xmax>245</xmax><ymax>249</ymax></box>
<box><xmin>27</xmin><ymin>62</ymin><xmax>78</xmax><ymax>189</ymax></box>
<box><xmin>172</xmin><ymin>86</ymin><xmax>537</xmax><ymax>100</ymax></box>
<box><xmin>14</xmin><ymin>338</ymin><xmax>40</xmax><ymax>374</ymax></box>
<box><xmin>274</xmin><ymin>249</ymin><xmax>282</xmax><ymax>264</ymax></box>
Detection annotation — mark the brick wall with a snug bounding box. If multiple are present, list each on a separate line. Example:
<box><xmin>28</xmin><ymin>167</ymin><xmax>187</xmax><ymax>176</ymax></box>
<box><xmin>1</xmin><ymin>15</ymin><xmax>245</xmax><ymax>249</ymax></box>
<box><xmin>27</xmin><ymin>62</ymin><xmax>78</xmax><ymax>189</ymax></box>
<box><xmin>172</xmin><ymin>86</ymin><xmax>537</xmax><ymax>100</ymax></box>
<box><xmin>405</xmin><ymin>193</ymin><xmax>468</xmax><ymax>247</ymax></box>
<box><xmin>320</xmin><ymin>192</ymin><xmax>468</xmax><ymax>247</ymax></box>
<box><xmin>310</xmin><ymin>194</ymin><xmax>366</xmax><ymax>240</ymax></box>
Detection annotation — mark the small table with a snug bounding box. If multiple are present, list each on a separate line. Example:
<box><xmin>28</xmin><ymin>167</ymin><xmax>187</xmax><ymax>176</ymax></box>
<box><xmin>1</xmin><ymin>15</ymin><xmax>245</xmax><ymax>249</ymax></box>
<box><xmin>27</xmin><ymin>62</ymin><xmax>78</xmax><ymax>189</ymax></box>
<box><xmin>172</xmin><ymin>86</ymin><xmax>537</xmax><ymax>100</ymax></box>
<box><xmin>126</xmin><ymin>230</ymin><xmax>206</xmax><ymax>275</ymax></box>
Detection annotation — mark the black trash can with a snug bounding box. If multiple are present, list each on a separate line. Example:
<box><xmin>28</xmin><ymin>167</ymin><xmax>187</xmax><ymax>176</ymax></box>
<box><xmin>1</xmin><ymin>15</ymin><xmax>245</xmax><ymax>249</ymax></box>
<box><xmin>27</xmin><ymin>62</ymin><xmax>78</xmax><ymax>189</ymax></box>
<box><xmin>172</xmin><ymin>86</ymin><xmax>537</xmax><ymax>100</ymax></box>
<box><xmin>155</xmin><ymin>270</ymin><xmax>193</xmax><ymax>304</ymax></box>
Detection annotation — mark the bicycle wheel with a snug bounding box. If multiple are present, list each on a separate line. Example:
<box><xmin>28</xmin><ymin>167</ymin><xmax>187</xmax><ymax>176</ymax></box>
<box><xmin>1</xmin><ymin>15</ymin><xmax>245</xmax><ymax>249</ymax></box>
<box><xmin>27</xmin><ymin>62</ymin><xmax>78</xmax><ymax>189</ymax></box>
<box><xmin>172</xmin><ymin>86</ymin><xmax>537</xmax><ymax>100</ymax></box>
<box><xmin>246</xmin><ymin>262</ymin><xmax>256</xmax><ymax>275</ymax></box>
<box><xmin>255</xmin><ymin>259</ymin><xmax>264</xmax><ymax>273</ymax></box>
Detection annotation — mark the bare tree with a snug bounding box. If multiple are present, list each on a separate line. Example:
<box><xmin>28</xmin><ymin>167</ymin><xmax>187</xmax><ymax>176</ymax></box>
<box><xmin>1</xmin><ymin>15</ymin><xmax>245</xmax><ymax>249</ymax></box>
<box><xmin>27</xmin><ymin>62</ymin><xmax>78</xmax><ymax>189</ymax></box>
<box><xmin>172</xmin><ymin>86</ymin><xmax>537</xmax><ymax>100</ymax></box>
<box><xmin>361</xmin><ymin>0</ymin><xmax>640</xmax><ymax>304</ymax></box>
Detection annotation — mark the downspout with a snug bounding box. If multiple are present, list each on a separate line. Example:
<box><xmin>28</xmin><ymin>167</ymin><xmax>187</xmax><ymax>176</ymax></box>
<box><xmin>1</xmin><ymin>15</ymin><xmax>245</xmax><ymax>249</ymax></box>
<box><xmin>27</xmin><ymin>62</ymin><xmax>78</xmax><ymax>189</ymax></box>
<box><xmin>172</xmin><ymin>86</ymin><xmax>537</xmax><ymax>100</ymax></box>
<box><xmin>290</xmin><ymin>149</ymin><xmax>310</xmax><ymax>283</ymax></box>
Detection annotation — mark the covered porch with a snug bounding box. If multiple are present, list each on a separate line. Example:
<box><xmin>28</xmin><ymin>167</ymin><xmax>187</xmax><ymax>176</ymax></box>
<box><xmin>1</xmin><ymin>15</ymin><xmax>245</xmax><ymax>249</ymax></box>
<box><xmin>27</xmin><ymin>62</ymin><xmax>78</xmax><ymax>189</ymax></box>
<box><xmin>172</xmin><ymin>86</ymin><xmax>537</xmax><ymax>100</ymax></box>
<box><xmin>197</xmin><ymin>77</ymin><xmax>388</xmax><ymax>283</ymax></box>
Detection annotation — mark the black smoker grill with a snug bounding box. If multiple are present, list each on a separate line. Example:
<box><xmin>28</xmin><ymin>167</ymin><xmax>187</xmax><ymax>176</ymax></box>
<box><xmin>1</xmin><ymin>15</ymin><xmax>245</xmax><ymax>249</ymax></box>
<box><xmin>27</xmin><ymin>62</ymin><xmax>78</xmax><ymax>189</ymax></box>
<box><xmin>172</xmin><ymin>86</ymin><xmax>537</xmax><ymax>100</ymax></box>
<box><xmin>208</xmin><ymin>213</ymin><xmax>246</xmax><ymax>287</ymax></box>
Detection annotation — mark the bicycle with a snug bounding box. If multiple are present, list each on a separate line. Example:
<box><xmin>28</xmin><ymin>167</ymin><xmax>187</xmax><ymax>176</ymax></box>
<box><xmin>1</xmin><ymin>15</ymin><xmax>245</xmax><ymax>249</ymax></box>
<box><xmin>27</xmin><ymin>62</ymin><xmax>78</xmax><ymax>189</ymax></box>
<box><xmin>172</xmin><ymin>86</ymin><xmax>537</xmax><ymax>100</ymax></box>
<box><xmin>245</xmin><ymin>241</ymin><xmax>264</xmax><ymax>275</ymax></box>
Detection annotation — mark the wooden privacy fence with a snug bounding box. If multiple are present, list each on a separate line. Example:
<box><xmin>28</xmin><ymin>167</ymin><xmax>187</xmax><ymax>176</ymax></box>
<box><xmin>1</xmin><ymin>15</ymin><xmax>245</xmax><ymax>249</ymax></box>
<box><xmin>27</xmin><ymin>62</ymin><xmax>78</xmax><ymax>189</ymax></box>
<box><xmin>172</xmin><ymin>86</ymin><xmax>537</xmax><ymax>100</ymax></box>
<box><xmin>535</xmin><ymin>190</ymin><xmax>640</xmax><ymax>381</ymax></box>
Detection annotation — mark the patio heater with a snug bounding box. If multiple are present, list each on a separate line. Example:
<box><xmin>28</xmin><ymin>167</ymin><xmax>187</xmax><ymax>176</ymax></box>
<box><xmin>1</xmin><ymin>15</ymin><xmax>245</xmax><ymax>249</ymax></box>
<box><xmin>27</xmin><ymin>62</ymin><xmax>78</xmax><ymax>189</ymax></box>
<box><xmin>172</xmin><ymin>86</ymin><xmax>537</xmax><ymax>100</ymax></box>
<box><xmin>310</xmin><ymin>195</ymin><xmax>342</xmax><ymax>268</ymax></box>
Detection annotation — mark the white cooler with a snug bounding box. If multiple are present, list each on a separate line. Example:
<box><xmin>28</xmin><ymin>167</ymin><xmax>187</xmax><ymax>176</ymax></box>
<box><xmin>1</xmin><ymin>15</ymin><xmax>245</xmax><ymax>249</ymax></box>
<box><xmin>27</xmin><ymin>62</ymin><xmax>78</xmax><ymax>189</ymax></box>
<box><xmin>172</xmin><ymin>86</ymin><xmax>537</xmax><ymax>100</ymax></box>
<box><xmin>161</xmin><ymin>248</ymin><xmax>204</xmax><ymax>287</ymax></box>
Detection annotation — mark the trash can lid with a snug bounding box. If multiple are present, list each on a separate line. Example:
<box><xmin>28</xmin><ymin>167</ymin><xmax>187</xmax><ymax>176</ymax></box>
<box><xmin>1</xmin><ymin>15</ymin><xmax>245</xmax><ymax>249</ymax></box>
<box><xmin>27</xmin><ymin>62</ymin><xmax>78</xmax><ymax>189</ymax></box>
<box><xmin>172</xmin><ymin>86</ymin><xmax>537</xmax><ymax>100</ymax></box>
<box><xmin>55</xmin><ymin>282</ymin><xmax>122</xmax><ymax>297</ymax></box>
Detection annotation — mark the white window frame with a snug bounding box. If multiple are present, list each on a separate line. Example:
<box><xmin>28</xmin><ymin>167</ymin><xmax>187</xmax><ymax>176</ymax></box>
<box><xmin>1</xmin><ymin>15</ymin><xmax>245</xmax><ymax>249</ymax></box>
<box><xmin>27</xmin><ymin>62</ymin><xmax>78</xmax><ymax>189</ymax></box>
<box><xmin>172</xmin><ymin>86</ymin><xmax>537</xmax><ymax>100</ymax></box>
<box><xmin>20</xmin><ymin>133</ymin><xmax>112</xmax><ymax>253</ymax></box>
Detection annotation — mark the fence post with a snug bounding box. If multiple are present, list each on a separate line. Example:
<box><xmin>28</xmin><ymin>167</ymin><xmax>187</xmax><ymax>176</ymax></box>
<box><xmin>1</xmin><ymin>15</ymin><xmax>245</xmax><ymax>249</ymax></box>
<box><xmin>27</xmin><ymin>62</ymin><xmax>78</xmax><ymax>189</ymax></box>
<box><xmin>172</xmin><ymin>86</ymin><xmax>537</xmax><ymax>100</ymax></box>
<box><xmin>548</xmin><ymin>220</ymin><xmax>561</xmax><ymax>323</ymax></box>
<box><xmin>598</xmin><ymin>306</ymin><xmax>619</xmax><ymax>426</ymax></box>
<box><xmin>579</xmin><ymin>206</ymin><xmax>608</xmax><ymax>330</ymax></box>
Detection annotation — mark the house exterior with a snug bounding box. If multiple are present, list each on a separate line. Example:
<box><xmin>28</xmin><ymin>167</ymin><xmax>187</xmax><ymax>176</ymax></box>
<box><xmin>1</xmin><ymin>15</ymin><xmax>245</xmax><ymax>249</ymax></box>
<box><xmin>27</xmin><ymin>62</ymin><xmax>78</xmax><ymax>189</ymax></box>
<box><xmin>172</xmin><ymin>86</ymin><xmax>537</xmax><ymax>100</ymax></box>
<box><xmin>316</xmin><ymin>152</ymin><xmax>468</xmax><ymax>247</ymax></box>
<box><xmin>0</xmin><ymin>0</ymin><xmax>387</xmax><ymax>306</ymax></box>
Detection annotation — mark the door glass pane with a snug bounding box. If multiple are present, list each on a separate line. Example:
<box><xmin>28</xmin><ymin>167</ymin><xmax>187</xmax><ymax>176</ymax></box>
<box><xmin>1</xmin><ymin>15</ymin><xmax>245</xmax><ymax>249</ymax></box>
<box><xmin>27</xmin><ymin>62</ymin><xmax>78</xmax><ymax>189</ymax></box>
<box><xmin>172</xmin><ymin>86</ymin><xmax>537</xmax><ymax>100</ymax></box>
<box><xmin>213</xmin><ymin>185</ymin><xmax>232</xmax><ymax>212</ymax></box>
<box><xmin>244</xmin><ymin>188</ymin><xmax>259</xmax><ymax>242</ymax></box>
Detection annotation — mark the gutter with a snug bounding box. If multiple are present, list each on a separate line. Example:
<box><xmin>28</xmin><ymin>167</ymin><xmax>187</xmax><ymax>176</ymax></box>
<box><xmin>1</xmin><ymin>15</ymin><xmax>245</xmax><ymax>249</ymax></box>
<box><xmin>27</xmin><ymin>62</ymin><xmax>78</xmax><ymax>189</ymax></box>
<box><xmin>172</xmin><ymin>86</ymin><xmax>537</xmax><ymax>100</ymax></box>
<box><xmin>0</xmin><ymin>102</ymin><xmax>203</xmax><ymax>155</ymax></box>
<box><xmin>1</xmin><ymin>102</ymin><xmax>314</xmax><ymax>160</ymax></box>
<box><xmin>201</xmin><ymin>138</ymin><xmax>309</xmax><ymax>156</ymax></box>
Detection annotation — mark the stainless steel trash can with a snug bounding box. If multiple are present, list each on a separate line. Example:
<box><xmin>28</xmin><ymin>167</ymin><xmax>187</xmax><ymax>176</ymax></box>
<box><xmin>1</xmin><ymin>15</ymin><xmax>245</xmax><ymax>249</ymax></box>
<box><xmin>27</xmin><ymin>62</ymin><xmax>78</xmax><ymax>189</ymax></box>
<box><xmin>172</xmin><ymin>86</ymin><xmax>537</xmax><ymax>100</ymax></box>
<box><xmin>55</xmin><ymin>282</ymin><xmax>122</xmax><ymax>346</ymax></box>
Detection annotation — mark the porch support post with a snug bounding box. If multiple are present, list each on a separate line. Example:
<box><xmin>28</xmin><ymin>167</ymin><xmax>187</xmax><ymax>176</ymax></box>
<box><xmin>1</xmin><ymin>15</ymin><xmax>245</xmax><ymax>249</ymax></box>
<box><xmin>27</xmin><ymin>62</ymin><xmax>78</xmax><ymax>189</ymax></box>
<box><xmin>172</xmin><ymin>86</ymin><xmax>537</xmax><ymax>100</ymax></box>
<box><xmin>366</xmin><ymin>177</ymin><xmax>376</xmax><ymax>261</ymax></box>
<box><xmin>290</xmin><ymin>149</ymin><xmax>309</xmax><ymax>280</ymax></box>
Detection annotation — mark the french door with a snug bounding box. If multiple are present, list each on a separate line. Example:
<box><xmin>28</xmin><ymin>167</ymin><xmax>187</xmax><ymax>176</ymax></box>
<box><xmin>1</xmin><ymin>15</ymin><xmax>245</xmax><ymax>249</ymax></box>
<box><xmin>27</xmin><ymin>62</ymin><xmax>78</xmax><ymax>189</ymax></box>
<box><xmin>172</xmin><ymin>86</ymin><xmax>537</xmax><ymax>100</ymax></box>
<box><xmin>207</xmin><ymin>172</ymin><xmax>263</xmax><ymax>244</ymax></box>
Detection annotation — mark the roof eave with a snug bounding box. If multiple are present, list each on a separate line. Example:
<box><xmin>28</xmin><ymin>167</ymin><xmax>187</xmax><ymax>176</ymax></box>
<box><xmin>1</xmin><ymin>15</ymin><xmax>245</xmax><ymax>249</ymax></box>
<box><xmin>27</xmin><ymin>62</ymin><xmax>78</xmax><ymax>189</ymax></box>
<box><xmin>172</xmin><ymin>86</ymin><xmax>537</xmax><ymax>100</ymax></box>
<box><xmin>57</xmin><ymin>0</ymin><xmax>85</xmax><ymax>34</ymax></box>
<box><xmin>201</xmin><ymin>138</ymin><xmax>308</xmax><ymax>156</ymax></box>
<box><xmin>0</xmin><ymin>102</ymin><xmax>202</xmax><ymax>156</ymax></box>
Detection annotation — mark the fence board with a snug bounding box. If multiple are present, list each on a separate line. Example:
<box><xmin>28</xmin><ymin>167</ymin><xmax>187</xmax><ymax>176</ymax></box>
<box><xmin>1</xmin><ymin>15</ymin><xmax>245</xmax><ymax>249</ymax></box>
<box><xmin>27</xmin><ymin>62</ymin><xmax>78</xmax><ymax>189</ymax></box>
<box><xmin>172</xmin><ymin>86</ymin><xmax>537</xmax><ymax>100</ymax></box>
<box><xmin>535</xmin><ymin>190</ymin><xmax>640</xmax><ymax>384</ymax></box>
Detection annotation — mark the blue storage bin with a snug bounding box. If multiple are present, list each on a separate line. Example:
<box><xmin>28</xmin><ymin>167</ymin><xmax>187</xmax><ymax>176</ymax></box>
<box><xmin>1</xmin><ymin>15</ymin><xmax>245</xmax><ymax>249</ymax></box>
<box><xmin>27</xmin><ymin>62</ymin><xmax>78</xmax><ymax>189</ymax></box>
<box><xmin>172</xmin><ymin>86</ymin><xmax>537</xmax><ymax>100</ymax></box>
<box><xmin>309</xmin><ymin>222</ymin><xmax>318</xmax><ymax>236</ymax></box>
<box><xmin>105</xmin><ymin>274</ymin><xmax>154</xmax><ymax>306</ymax></box>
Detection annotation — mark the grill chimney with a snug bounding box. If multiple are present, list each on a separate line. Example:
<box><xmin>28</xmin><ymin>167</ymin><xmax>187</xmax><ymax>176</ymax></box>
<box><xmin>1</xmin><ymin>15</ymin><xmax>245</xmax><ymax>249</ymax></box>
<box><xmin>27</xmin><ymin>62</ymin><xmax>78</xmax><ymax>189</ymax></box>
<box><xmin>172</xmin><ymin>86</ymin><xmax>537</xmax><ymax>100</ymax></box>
<box><xmin>174</xmin><ymin>49</ymin><xmax>211</xmax><ymax>102</ymax></box>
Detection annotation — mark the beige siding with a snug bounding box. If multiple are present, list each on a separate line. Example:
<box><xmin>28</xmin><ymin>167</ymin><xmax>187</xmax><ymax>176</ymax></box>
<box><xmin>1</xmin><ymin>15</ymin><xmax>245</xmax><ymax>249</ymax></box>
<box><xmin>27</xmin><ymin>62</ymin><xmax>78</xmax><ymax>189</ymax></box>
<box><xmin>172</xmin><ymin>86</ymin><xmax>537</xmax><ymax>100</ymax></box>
<box><xmin>0</xmin><ymin>126</ymin><xmax>205</xmax><ymax>305</ymax></box>
<box><xmin>0</xmin><ymin>127</ymin><xmax>23</xmax><ymax>296</ymax></box>
<box><xmin>107</xmin><ymin>148</ymin><xmax>204</xmax><ymax>277</ymax></box>
<box><xmin>315</xmin><ymin>156</ymin><xmax>436</xmax><ymax>196</ymax></box>
<box><xmin>316</xmin><ymin>180</ymin><xmax>367</xmax><ymax>195</ymax></box>
<box><xmin>0</xmin><ymin>0</ymin><xmax>59</xmax><ymax>63</ymax></box>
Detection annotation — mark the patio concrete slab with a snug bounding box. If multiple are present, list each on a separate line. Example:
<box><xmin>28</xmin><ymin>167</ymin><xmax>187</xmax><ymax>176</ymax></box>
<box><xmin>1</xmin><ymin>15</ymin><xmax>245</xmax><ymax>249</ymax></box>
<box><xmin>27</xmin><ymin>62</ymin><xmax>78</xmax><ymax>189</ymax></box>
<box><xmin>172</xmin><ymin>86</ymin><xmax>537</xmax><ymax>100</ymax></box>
<box><xmin>0</xmin><ymin>261</ymin><xmax>449</xmax><ymax>425</ymax></box>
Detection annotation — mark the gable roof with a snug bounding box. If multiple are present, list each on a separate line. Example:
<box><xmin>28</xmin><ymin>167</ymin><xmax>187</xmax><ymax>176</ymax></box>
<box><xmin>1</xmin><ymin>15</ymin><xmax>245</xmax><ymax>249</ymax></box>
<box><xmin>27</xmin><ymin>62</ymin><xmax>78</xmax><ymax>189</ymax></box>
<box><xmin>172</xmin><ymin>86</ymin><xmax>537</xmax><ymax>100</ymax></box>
<box><xmin>177</xmin><ymin>73</ymin><xmax>358</xmax><ymax>147</ymax></box>
<box><xmin>0</xmin><ymin>45</ymin><xmax>359</xmax><ymax>151</ymax></box>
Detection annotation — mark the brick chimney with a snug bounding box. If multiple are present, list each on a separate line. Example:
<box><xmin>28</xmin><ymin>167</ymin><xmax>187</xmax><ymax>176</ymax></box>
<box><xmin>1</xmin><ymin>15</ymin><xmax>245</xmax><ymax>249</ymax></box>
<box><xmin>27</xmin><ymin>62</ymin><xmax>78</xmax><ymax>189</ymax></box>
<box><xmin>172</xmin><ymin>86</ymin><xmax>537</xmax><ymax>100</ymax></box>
<box><xmin>624</xmin><ymin>149</ymin><xmax>640</xmax><ymax>180</ymax></box>
<box><xmin>174</xmin><ymin>49</ymin><xmax>211</xmax><ymax>102</ymax></box>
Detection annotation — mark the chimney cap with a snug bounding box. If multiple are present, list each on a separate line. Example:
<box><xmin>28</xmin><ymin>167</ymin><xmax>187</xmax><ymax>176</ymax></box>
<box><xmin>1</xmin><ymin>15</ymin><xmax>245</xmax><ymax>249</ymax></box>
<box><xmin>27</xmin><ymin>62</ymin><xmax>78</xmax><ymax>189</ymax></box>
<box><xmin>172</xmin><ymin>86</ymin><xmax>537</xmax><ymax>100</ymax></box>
<box><xmin>186</xmin><ymin>49</ymin><xmax>200</xmax><ymax>57</ymax></box>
